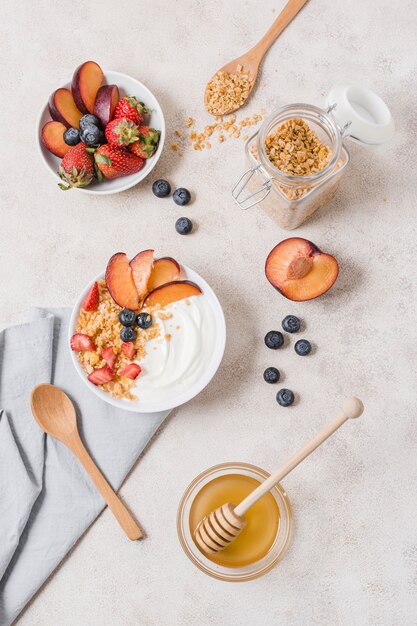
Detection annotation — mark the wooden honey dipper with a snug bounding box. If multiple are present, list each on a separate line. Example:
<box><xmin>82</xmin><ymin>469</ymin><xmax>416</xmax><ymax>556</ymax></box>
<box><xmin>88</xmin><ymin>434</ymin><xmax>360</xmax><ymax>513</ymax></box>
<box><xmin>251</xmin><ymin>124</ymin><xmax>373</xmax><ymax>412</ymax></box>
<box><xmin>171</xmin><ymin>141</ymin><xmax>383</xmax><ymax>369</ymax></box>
<box><xmin>194</xmin><ymin>397</ymin><xmax>364</xmax><ymax>555</ymax></box>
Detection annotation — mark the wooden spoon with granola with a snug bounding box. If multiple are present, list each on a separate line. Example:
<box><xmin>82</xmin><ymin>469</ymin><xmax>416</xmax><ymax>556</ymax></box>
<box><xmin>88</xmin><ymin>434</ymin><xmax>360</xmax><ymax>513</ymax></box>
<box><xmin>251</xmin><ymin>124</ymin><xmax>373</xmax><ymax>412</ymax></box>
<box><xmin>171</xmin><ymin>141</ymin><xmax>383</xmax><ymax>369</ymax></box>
<box><xmin>204</xmin><ymin>0</ymin><xmax>308</xmax><ymax>116</ymax></box>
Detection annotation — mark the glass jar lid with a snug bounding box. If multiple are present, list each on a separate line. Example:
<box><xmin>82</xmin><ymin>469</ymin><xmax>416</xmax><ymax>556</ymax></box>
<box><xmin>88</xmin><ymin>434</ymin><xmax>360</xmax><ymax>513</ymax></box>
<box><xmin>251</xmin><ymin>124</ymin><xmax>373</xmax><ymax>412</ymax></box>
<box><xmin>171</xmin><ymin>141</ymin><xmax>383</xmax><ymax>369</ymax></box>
<box><xmin>326</xmin><ymin>84</ymin><xmax>394</xmax><ymax>145</ymax></box>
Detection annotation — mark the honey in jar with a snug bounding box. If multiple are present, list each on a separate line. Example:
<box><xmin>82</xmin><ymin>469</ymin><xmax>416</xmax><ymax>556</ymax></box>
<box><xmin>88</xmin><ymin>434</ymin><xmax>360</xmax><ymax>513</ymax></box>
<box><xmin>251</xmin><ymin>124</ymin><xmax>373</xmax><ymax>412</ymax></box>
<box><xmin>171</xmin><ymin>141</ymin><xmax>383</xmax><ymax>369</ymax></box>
<box><xmin>189</xmin><ymin>473</ymin><xmax>280</xmax><ymax>568</ymax></box>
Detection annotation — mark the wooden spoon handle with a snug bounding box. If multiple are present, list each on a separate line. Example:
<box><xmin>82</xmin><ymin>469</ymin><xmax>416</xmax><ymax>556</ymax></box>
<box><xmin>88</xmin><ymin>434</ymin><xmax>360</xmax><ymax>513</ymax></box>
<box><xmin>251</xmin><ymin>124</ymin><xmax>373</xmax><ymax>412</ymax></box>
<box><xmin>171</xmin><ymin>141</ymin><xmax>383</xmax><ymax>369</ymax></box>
<box><xmin>251</xmin><ymin>0</ymin><xmax>309</xmax><ymax>60</ymax></box>
<box><xmin>235</xmin><ymin>397</ymin><xmax>364</xmax><ymax>517</ymax></box>
<box><xmin>69</xmin><ymin>434</ymin><xmax>142</xmax><ymax>540</ymax></box>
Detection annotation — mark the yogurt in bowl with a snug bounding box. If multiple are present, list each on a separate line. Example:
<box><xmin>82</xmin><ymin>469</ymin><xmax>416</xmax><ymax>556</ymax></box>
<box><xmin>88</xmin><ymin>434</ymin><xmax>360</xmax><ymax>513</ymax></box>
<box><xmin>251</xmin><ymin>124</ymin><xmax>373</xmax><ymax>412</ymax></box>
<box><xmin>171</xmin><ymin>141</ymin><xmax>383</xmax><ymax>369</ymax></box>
<box><xmin>69</xmin><ymin>252</ymin><xmax>226</xmax><ymax>413</ymax></box>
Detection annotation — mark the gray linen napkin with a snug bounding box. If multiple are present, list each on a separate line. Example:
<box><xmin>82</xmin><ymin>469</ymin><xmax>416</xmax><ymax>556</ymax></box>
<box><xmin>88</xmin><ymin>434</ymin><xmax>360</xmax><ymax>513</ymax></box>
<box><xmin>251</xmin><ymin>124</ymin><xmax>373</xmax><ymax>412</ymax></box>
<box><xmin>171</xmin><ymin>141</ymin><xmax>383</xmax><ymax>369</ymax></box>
<box><xmin>0</xmin><ymin>308</ymin><xmax>170</xmax><ymax>625</ymax></box>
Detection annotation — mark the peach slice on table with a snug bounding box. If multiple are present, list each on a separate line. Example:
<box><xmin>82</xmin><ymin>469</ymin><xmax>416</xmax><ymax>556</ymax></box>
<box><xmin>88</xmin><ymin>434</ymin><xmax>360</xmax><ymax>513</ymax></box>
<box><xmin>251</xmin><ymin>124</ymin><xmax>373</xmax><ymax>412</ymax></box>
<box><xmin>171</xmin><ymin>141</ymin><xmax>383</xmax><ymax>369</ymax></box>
<box><xmin>143</xmin><ymin>281</ymin><xmax>202</xmax><ymax>309</ymax></box>
<box><xmin>48</xmin><ymin>88</ymin><xmax>83</xmax><ymax>129</ymax></box>
<box><xmin>72</xmin><ymin>61</ymin><xmax>104</xmax><ymax>114</ymax></box>
<box><xmin>41</xmin><ymin>121</ymin><xmax>71</xmax><ymax>158</ymax></box>
<box><xmin>129</xmin><ymin>250</ymin><xmax>154</xmax><ymax>299</ymax></box>
<box><xmin>147</xmin><ymin>257</ymin><xmax>181</xmax><ymax>292</ymax></box>
<box><xmin>265</xmin><ymin>237</ymin><xmax>339</xmax><ymax>302</ymax></box>
<box><xmin>105</xmin><ymin>253</ymin><xmax>139</xmax><ymax>309</ymax></box>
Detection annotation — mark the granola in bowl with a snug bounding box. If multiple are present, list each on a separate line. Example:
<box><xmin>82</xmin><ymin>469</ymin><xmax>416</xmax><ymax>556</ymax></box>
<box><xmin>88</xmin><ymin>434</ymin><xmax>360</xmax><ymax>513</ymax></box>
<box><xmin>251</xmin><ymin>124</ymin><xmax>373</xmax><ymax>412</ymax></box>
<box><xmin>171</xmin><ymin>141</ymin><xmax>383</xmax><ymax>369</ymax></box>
<box><xmin>69</xmin><ymin>250</ymin><xmax>226</xmax><ymax>413</ymax></box>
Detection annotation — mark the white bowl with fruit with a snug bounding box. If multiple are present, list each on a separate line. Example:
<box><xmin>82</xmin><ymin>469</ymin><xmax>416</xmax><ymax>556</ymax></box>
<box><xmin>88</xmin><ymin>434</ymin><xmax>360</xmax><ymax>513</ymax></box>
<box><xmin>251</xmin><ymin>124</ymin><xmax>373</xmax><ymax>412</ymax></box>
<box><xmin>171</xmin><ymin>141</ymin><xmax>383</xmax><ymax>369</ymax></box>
<box><xmin>37</xmin><ymin>61</ymin><xmax>165</xmax><ymax>194</ymax></box>
<box><xmin>69</xmin><ymin>250</ymin><xmax>226</xmax><ymax>413</ymax></box>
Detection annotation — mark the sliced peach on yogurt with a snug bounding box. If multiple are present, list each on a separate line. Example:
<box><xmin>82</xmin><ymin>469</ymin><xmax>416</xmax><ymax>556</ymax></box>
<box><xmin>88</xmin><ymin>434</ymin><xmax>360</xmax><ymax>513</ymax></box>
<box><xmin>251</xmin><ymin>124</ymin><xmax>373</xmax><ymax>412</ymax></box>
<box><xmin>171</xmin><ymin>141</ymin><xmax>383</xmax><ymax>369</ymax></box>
<box><xmin>105</xmin><ymin>253</ymin><xmax>139</xmax><ymax>309</ymax></box>
<box><xmin>130</xmin><ymin>249</ymin><xmax>154</xmax><ymax>299</ymax></box>
<box><xmin>147</xmin><ymin>257</ymin><xmax>181</xmax><ymax>291</ymax></box>
<box><xmin>143</xmin><ymin>280</ymin><xmax>202</xmax><ymax>308</ymax></box>
<box><xmin>265</xmin><ymin>237</ymin><xmax>338</xmax><ymax>301</ymax></box>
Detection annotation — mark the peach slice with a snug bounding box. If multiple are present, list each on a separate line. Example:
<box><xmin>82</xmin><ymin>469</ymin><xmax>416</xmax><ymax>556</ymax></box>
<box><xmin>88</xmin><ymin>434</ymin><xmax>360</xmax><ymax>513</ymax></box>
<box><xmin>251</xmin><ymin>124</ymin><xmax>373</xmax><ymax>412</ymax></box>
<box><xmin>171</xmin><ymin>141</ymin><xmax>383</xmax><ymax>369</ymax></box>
<box><xmin>48</xmin><ymin>88</ymin><xmax>83</xmax><ymax>129</ymax></box>
<box><xmin>265</xmin><ymin>237</ymin><xmax>338</xmax><ymax>301</ymax></box>
<box><xmin>143</xmin><ymin>281</ymin><xmax>202</xmax><ymax>308</ymax></box>
<box><xmin>41</xmin><ymin>121</ymin><xmax>71</xmax><ymax>158</ymax></box>
<box><xmin>94</xmin><ymin>84</ymin><xmax>119</xmax><ymax>127</ymax></box>
<box><xmin>129</xmin><ymin>250</ymin><xmax>154</xmax><ymax>299</ymax></box>
<box><xmin>72</xmin><ymin>61</ymin><xmax>104</xmax><ymax>114</ymax></box>
<box><xmin>147</xmin><ymin>257</ymin><xmax>181</xmax><ymax>291</ymax></box>
<box><xmin>105</xmin><ymin>253</ymin><xmax>139</xmax><ymax>309</ymax></box>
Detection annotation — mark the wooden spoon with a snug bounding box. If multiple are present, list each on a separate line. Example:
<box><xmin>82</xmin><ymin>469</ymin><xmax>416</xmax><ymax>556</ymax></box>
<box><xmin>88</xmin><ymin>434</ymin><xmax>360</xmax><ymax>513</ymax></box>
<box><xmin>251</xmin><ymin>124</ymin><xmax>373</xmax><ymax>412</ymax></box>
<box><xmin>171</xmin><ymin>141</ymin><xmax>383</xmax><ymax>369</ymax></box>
<box><xmin>31</xmin><ymin>384</ymin><xmax>142</xmax><ymax>541</ymax></box>
<box><xmin>194</xmin><ymin>397</ymin><xmax>364</xmax><ymax>555</ymax></box>
<box><xmin>204</xmin><ymin>0</ymin><xmax>309</xmax><ymax>115</ymax></box>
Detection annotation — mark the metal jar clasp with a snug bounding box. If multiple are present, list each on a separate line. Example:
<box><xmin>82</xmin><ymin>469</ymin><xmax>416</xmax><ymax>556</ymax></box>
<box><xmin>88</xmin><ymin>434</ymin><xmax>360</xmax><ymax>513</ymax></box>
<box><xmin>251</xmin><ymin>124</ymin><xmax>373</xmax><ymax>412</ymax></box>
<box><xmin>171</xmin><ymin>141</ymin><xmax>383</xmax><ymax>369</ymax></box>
<box><xmin>232</xmin><ymin>165</ymin><xmax>272</xmax><ymax>210</ymax></box>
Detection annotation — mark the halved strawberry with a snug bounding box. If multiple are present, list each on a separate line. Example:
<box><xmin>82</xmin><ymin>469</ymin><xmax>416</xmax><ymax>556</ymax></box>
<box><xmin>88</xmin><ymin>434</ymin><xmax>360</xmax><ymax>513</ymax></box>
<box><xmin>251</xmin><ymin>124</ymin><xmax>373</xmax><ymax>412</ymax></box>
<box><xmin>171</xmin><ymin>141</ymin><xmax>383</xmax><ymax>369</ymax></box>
<box><xmin>71</xmin><ymin>333</ymin><xmax>96</xmax><ymax>351</ymax></box>
<box><xmin>87</xmin><ymin>366</ymin><xmax>115</xmax><ymax>385</ymax></box>
<box><xmin>83</xmin><ymin>281</ymin><xmax>99</xmax><ymax>311</ymax></box>
<box><xmin>102</xmin><ymin>346</ymin><xmax>117</xmax><ymax>369</ymax></box>
<box><xmin>119</xmin><ymin>363</ymin><xmax>141</xmax><ymax>379</ymax></box>
<box><xmin>121</xmin><ymin>342</ymin><xmax>136</xmax><ymax>360</ymax></box>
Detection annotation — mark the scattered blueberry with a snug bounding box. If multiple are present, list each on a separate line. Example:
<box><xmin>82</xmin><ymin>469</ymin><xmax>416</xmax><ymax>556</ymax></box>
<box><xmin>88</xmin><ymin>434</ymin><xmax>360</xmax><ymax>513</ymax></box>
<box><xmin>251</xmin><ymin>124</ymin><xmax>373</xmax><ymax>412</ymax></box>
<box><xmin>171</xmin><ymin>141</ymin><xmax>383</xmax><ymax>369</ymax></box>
<box><xmin>263</xmin><ymin>367</ymin><xmax>280</xmax><ymax>384</ymax></box>
<box><xmin>264</xmin><ymin>330</ymin><xmax>284</xmax><ymax>350</ymax></box>
<box><xmin>276</xmin><ymin>388</ymin><xmax>295</xmax><ymax>407</ymax></box>
<box><xmin>282</xmin><ymin>315</ymin><xmax>301</xmax><ymax>334</ymax></box>
<box><xmin>294</xmin><ymin>339</ymin><xmax>311</xmax><ymax>356</ymax></box>
<box><xmin>120</xmin><ymin>326</ymin><xmax>137</xmax><ymax>342</ymax></box>
<box><xmin>175</xmin><ymin>217</ymin><xmax>193</xmax><ymax>235</ymax></box>
<box><xmin>173</xmin><ymin>188</ymin><xmax>191</xmax><ymax>206</ymax></box>
<box><xmin>80</xmin><ymin>124</ymin><xmax>101</xmax><ymax>146</ymax></box>
<box><xmin>80</xmin><ymin>114</ymin><xmax>100</xmax><ymax>131</ymax></box>
<box><xmin>137</xmin><ymin>312</ymin><xmax>153</xmax><ymax>329</ymax></box>
<box><xmin>119</xmin><ymin>309</ymin><xmax>137</xmax><ymax>327</ymax></box>
<box><xmin>63</xmin><ymin>127</ymin><xmax>80</xmax><ymax>146</ymax></box>
<box><xmin>152</xmin><ymin>179</ymin><xmax>171</xmax><ymax>198</ymax></box>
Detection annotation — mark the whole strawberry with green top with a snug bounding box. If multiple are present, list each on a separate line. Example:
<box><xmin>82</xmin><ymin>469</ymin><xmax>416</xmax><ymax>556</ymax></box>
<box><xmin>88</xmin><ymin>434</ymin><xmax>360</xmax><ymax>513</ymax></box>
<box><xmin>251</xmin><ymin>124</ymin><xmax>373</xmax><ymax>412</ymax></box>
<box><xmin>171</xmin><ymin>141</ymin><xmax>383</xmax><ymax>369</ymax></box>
<box><xmin>95</xmin><ymin>145</ymin><xmax>144</xmax><ymax>180</ymax></box>
<box><xmin>130</xmin><ymin>126</ymin><xmax>161</xmax><ymax>159</ymax></box>
<box><xmin>58</xmin><ymin>143</ymin><xmax>94</xmax><ymax>190</ymax></box>
<box><xmin>113</xmin><ymin>96</ymin><xmax>150</xmax><ymax>126</ymax></box>
<box><xmin>105</xmin><ymin>117</ymin><xmax>140</xmax><ymax>148</ymax></box>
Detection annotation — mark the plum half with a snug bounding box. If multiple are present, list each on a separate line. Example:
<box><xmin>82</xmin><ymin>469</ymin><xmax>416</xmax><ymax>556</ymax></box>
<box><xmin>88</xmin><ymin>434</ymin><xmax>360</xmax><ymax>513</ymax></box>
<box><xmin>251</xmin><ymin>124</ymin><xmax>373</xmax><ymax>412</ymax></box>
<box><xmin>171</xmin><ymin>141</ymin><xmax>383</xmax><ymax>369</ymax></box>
<box><xmin>265</xmin><ymin>238</ymin><xmax>338</xmax><ymax>301</ymax></box>
<box><xmin>94</xmin><ymin>84</ymin><xmax>119</xmax><ymax>127</ymax></box>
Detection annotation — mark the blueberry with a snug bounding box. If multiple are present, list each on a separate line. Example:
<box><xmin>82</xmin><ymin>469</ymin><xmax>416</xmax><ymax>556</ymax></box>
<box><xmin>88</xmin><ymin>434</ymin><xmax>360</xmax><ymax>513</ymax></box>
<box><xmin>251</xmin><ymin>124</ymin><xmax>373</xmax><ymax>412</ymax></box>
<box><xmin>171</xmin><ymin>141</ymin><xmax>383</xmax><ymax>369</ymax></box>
<box><xmin>173</xmin><ymin>188</ymin><xmax>191</xmax><ymax>206</ymax></box>
<box><xmin>80</xmin><ymin>124</ymin><xmax>101</xmax><ymax>146</ymax></box>
<box><xmin>119</xmin><ymin>309</ymin><xmax>137</xmax><ymax>326</ymax></box>
<box><xmin>80</xmin><ymin>114</ymin><xmax>100</xmax><ymax>131</ymax></box>
<box><xmin>137</xmin><ymin>312</ymin><xmax>152</xmax><ymax>329</ymax></box>
<box><xmin>276</xmin><ymin>388</ymin><xmax>294</xmax><ymax>407</ymax></box>
<box><xmin>120</xmin><ymin>326</ymin><xmax>137</xmax><ymax>342</ymax></box>
<box><xmin>263</xmin><ymin>367</ymin><xmax>280</xmax><ymax>384</ymax></box>
<box><xmin>63</xmin><ymin>127</ymin><xmax>80</xmax><ymax>146</ymax></box>
<box><xmin>282</xmin><ymin>315</ymin><xmax>301</xmax><ymax>334</ymax></box>
<box><xmin>294</xmin><ymin>339</ymin><xmax>311</xmax><ymax>356</ymax></box>
<box><xmin>175</xmin><ymin>217</ymin><xmax>193</xmax><ymax>235</ymax></box>
<box><xmin>264</xmin><ymin>330</ymin><xmax>284</xmax><ymax>349</ymax></box>
<box><xmin>152</xmin><ymin>179</ymin><xmax>171</xmax><ymax>198</ymax></box>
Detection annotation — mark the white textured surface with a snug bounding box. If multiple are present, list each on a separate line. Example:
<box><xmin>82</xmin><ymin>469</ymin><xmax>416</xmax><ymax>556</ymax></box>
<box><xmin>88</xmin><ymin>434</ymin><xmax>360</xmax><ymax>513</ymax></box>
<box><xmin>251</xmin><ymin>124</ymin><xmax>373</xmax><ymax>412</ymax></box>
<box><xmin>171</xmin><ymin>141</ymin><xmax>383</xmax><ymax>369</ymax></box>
<box><xmin>1</xmin><ymin>0</ymin><xmax>416</xmax><ymax>624</ymax></box>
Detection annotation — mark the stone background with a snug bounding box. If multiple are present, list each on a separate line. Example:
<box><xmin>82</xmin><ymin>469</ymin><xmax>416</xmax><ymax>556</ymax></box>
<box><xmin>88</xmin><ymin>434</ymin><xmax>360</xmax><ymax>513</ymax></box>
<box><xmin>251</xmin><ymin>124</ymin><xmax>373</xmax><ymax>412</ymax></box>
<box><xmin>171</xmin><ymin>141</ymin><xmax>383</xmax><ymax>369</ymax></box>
<box><xmin>1</xmin><ymin>0</ymin><xmax>416</xmax><ymax>624</ymax></box>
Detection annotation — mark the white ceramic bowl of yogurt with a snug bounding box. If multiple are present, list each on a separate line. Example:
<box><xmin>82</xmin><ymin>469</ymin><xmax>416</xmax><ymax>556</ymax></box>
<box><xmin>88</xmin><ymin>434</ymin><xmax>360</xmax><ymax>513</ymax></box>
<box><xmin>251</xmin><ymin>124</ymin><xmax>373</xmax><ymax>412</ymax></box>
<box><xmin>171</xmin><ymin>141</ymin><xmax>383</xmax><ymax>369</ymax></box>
<box><xmin>69</xmin><ymin>265</ymin><xmax>226</xmax><ymax>413</ymax></box>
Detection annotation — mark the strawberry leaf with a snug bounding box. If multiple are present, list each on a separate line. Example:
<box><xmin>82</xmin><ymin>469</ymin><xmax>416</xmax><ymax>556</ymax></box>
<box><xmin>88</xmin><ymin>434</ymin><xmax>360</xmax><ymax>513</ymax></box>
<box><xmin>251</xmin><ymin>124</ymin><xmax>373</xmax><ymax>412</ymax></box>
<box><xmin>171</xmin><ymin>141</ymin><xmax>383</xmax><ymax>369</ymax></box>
<box><xmin>95</xmin><ymin>154</ymin><xmax>112</xmax><ymax>165</ymax></box>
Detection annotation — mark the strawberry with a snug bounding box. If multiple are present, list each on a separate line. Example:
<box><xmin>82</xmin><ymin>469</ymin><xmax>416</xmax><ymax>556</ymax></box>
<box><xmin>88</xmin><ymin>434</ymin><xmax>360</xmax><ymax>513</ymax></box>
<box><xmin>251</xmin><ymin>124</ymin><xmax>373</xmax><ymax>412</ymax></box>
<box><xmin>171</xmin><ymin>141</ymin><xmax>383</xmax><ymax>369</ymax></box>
<box><xmin>87</xmin><ymin>366</ymin><xmax>115</xmax><ymax>385</ymax></box>
<box><xmin>95</xmin><ymin>145</ymin><xmax>145</xmax><ymax>179</ymax></box>
<box><xmin>70</xmin><ymin>333</ymin><xmax>96</xmax><ymax>351</ymax></box>
<box><xmin>113</xmin><ymin>96</ymin><xmax>150</xmax><ymax>126</ymax></box>
<box><xmin>129</xmin><ymin>126</ymin><xmax>161</xmax><ymax>159</ymax></box>
<box><xmin>102</xmin><ymin>346</ymin><xmax>117</xmax><ymax>369</ymax></box>
<box><xmin>105</xmin><ymin>117</ymin><xmax>140</xmax><ymax>148</ymax></box>
<box><xmin>83</xmin><ymin>281</ymin><xmax>99</xmax><ymax>311</ymax></box>
<box><xmin>121</xmin><ymin>341</ymin><xmax>136</xmax><ymax>360</ymax></box>
<box><xmin>119</xmin><ymin>363</ymin><xmax>141</xmax><ymax>380</ymax></box>
<box><xmin>58</xmin><ymin>143</ymin><xmax>94</xmax><ymax>190</ymax></box>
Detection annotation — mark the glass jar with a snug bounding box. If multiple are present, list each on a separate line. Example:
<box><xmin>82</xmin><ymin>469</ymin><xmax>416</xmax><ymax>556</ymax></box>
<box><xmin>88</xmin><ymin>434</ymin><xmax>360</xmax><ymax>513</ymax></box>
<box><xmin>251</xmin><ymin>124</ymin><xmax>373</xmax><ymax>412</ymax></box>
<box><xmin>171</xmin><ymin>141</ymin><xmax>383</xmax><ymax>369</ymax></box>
<box><xmin>232</xmin><ymin>85</ymin><xmax>394</xmax><ymax>230</ymax></box>
<box><xmin>177</xmin><ymin>462</ymin><xmax>293</xmax><ymax>581</ymax></box>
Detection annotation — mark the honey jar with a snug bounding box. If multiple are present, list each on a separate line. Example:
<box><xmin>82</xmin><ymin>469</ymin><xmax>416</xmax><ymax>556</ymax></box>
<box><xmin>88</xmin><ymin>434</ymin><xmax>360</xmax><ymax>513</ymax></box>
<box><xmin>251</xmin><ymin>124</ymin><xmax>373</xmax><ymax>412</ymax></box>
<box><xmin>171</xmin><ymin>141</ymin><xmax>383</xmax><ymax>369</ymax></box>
<box><xmin>177</xmin><ymin>462</ymin><xmax>293</xmax><ymax>581</ymax></box>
